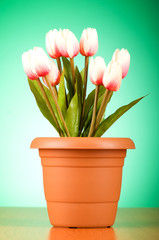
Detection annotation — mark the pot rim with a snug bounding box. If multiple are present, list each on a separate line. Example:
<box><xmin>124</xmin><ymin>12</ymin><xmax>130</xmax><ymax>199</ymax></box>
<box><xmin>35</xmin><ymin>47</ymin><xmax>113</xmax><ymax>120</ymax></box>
<box><xmin>30</xmin><ymin>137</ymin><xmax>135</xmax><ymax>150</ymax></box>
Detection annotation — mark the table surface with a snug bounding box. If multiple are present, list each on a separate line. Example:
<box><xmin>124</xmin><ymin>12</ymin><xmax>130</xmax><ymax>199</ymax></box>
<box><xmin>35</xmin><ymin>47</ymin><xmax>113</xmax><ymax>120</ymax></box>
<box><xmin>0</xmin><ymin>208</ymin><xmax>158</xmax><ymax>240</ymax></box>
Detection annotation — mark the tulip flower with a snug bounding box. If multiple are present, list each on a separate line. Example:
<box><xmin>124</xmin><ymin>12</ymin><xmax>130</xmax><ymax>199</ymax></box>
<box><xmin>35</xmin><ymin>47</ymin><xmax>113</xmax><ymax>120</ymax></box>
<box><xmin>89</xmin><ymin>57</ymin><xmax>106</xmax><ymax>85</ymax></box>
<box><xmin>56</xmin><ymin>29</ymin><xmax>79</xmax><ymax>59</ymax></box>
<box><xmin>22</xmin><ymin>47</ymin><xmax>70</xmax><ymax>137</ymax></box>
<box><xmin>46</xmin><ymin>29</ymin><xmax>62</xmax><ymax>59</ymax></box>
<box><xmin>112</xmin><ymin>49</ymin><xmax>130</xmax><ymax>79</ymax></box>
<box><xmin>80</xmin><ymin>28</ymin><xmax>98</xmax><ymax>130</ymax></box>
<box><xmin>80</xmin><ymin>28</ymin><xmax>98</xmax><ymax>57</ymax></box>
<box><xmin>46</xmin><ymin>28</ymin><xmax>80</xmax><ymax>79</ymax></box>
<box><xmin>55</xmin><ymin>28</ymin><xmax>80</xmax><ymax>89</ymax></box>
<box><xmin>22</xmin><ymin>50</ymin><xmax>39</xmax><ymax>80</ymax></box>
<box><xmin>42</xmin><ymin>59</ymin><xmax>60</xmax><ymax>87</ymax></box>
<box><xmin>88</xmin><ymin>57</ymin><xmax>106</xmax><ymax>137</ymax></box>
<box><xmin>102</xmin><ymin>60</ymin><xmax>122</xmax><ymax>91</ymax></box>
<box><xmin>93</xmin><ymin>61</ymin><xmax>122</xmax><ymax>133</ymax></box>
<box><xmin>22</xmin><ymin>47</ymin><xmax>64</xmax><ymax>135</ymax></box>
<box><xmin>22</xmin><ymin>47</ymin><xmax>51</xmax><ymax>80</ymax></box>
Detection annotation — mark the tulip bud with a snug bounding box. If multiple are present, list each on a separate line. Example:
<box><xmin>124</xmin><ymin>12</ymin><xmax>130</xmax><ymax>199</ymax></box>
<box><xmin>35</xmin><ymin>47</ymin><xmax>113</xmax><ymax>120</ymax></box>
<box><xmin>112</xmin><ymin>48</ymin><xmax>130</xmax><ymax>78</ymax></box>
<box><xmin>46</xmin><ymin>29</ymin><xmax>62</xmax><ymax>59</ymax></box>
<box><xmin>42</xmin><ymin>59</ymin><xmax>60</xmax><ymax>86</ymax></box>
<box><xmin>102</xmin><ymin>61</ymin><xmax>122</xmax><ymax>91</ymax></box>
<box><xmin>56</xmin><ymin>29</ymin><xmax>79</xmax><ymax>58</ymax></box>
<box><xmin>22</xmin><ymin>47</ymin><xmax>51</xmax><ymax>80</ymax></box>
<box><xmin>80</xmin><ymin>28</ymin><xmax>98</xmax><ymax>57</ymax></box>
<box><xmin>89</xmin><ymin>57</ymin><xmax>106</xmax><ymax>85</ymax></box>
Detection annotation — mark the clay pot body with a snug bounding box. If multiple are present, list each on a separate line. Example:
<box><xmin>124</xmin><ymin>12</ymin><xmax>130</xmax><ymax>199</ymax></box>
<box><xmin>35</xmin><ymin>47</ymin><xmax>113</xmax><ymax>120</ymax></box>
<box><xmin>31</xmin><ymin>137</ymin><xmax>135</xmax><ymax>227</ymax></box>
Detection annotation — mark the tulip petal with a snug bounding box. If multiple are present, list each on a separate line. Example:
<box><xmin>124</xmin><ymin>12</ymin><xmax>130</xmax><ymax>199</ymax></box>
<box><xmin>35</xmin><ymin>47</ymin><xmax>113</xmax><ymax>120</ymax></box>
<box><xmin>103</xmin><ymin>61</ymin><xmax>122</xmax><ymax>91</ymax></box>
<box><xmin>66</xmin><ymin>31</ymin><xmax>79</xmax><ymax>58</ymax></box>
<box><xmin>22</xmin><ymin>50</ymin><xmax>38</xmax><ymax>80</ymax></box>
<box><xmin>112</xmin><ymin>48</ymin><xmax>130</xmax><ymax>79</ymax></box>
<box><xmin>31</xmin><ymin>47</ymin><xmax>51</xmax><ymax>77</ymax></box>
<box><xmin>46</xmin><ymin>30</ymin><xmax>62</xmax><ymax>59</ymax></box>
<box><xmin>89</xmin><ymin>56</ymin><xmax>106</xmax><ymax>85</ymax></box>
<box><xmin>56</xmin><ymin>29</ymin><xmax>69</xmax><ymax>57</ymax></box>
<box><xmin>80</xmin><ymin>28</ymin><xmax>98</xmax><ymax>57</ymax></box>
<box><xmin>45</xmin><ymin>59</ymin><xmax>60</xmax><ymax>86</ymax></box>
<box><xmin>87</xmin><ymin>29</ymin><xmax>98</xmax><ymax>56</ymax></box>
<box><xmin>80</xmin><ymin>29</ymin><xmax>86</xmax><ymax>55</ymax></box>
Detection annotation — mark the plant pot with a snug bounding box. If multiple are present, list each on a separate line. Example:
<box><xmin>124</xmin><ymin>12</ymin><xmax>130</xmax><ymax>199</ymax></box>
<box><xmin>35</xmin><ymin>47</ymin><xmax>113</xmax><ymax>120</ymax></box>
<box><xmin>31</xmin><ymin>137</ymin><xmax>135</xmax><ymax>228</ymax></box>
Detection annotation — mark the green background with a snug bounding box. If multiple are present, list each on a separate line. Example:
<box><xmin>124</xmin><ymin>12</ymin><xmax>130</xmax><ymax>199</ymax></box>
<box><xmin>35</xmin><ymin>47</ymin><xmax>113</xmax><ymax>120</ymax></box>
<box><xmin>0</xmin><ymin>0</ymin><xmax>158</xmax><ymax>207</ymax></box>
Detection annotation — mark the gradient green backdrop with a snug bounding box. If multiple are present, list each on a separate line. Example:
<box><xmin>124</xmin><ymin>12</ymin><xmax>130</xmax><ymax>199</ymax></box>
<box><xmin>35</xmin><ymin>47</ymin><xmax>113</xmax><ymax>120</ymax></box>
<box><xmin>0</xmin><ymin>0</ymin><xmax>158</xmax><ymax>208</ymax></box>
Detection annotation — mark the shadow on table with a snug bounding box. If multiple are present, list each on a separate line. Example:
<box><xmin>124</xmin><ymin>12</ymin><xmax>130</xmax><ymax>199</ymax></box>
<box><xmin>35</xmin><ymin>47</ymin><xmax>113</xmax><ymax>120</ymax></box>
<box><xmin>48</xmin><ymin>227</ymin><xmax>117</xmax><ymax>240</ymax></box>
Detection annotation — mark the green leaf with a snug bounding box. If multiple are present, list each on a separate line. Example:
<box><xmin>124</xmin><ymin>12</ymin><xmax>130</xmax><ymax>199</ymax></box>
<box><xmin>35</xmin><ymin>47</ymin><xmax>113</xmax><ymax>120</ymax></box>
<box><xmin>65</xmin><ymin>93</ymin><xmax>80</xmax><ymax>136</ymax></box>
<box><xmin>28</xmin><ymin>78</ymin><xmax>59</xmax><ymax>133</ymax></box>
<box><xmin>94</xmin><ymin>96</ymin><xmax>145</xmax><ymax>137</ymax></box>
<box><xmin>43</xmin><ymin>84</ymin><xmax>66</xmax><ymax>135</ymax></box>
<box><xmin>82</xmin><ymin>91</ymin><xmax>114</xmax><ymax>137</ymax></box>
<box><xmin>80</xmin><ymin>68</ymin><xmax>84</xmax><ymax>84</ymax></box>
<box><xmin>66</xmin><ymin>92</ymin><xmax>71</xmax><ymax>104</ymax></box>
<box><xmin>65</xmin><ymin>74</ymin><xmax>82</xmax><ymax>137</ymax></box>
<box><xmin>82</xmin><ymin>125</ymin><xmax>90</xmax><ymax>137</ymax></box>
<box><xmin>82</xmin><ymin>88</ymin><xmax>113</xmax><ymax>135</ymax></box>
<box><xmin>41</xmin><ymin>83</ymin><xmax>61</xmax><ymax>124</ymax></box>
<box><xmin>75</xmin><ymin>66</ymin><xmax>83</xmax><ymax>103</ymax></box>
<box><xmin>62</xmin><ymin>57</ymin><xmax>74</xmax><ymax>103</ymax></box>
<box><xmin>58</xmin><ymin>71</ymin><xmax>67</xmax><ymax>118</ymax></box>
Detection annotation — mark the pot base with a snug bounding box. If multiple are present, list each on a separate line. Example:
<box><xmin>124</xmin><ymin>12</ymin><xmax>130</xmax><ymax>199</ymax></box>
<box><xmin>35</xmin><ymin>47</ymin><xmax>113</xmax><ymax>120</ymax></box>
<box><xmin>47</xmin><ymin>201</ymin><xmax>118</xmax><ymax>227</ymax></box>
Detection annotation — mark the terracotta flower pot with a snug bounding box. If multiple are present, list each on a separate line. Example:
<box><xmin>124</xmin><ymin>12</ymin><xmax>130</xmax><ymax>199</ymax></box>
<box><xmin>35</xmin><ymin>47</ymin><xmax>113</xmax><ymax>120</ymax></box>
<box><xmin>31</xmin><ymin>137</ymin><xmax>135</xmax><ymax>228</ymax></box>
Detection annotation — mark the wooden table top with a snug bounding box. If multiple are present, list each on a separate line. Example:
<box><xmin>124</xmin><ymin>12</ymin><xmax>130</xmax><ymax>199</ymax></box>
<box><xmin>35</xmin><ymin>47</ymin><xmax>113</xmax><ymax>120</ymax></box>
<box><xmin>0</xmin><ymin>208</ymin><xmax>158</xmax><ymax>240</ymax></box>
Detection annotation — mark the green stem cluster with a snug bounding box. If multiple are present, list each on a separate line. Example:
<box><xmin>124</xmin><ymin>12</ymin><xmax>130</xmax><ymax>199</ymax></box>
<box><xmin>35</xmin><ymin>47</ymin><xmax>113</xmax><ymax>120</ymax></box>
<box><xmin>35</xmin><ymin>56</ymin><xmax>111</xmax><ymax>137</ymax></box>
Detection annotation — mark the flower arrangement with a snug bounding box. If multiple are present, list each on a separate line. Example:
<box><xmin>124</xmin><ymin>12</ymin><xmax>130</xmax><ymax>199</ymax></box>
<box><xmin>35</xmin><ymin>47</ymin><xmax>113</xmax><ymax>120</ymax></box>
<box><xmin>22</xmin><ymin>28</ymin><xmax>144</xmax><ymax>137</ymax></box>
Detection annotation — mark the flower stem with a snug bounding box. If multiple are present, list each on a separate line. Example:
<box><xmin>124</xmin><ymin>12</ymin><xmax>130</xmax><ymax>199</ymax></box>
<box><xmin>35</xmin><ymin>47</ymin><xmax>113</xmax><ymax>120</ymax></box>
<box><xmin>80</xmin><ymin>56</ymin><xmax>89</xmax><ymax>131</ymax></box>
<box><xmin>45</xmin><ymin>77</ymin><xmax>70</xmax><ymax>137</ymax></box>
<box><xmin>94</xmin><ymin>89</ymin><xmax>112</xmax><ymax>131</ymax></box>
<box><xmin>88</xmin><ymin>85</ymin><xmax>99</xmax><ymax>137</ymax></box>
<box><xmin>36</xmin><ymin>78</ymin><xmax>63</xmax><ymax>136</ymax></box>
<box><xmin>70</xmin><ymin>58</ymin><xmax>75</xmax><ymax>91</ymax></box>
<box><xmin>56</xmin><ymin>58</ymin><xmax>62</xmax><ymax>74</ymax></box>
<box><xmin>56</xmin><ymin>57</ymin><xmax>68</xmax><ymax>107</ymax></box>
<box><xmin>52</xmin><ymin>85</ymin><xmax>58</xmax><ymax>98</ymax></box>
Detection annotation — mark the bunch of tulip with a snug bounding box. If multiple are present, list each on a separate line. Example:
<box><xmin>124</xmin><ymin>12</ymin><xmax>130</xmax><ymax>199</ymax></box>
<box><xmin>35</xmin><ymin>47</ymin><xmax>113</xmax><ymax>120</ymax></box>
<box><xmin>22</xmin><ymin>28</ymin><xmax>144</xmax><ymax>137</ymax></box>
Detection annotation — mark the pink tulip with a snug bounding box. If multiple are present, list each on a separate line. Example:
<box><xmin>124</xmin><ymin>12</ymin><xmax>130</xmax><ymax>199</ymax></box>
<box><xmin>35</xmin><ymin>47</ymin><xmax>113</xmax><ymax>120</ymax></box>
<box><xmin>112</xmin><ymin>49</ymin><xmax>130</xmax><ymax>78</ymax></box>
<box><xmin>89</xmin><ymin>57</ymin><xmax>106</xmax><ymax>85</ymax></box>
<box><xmin>80</xmin><ymin>28</ymin><xmax>98</xmax><ymax>57</ymax></box>
<box><xmin>42</xmin><ymin>59</ymin><xmax>60</xmax><ymax>86</ymax></box>
<box><xmin>102</xmin><ymin>60</ymin><xmax>122</xmax><ymax>91</ymax></box>
<box><xmin>22</xmin><ymin>47</ymin><xmax>51</xmax><ymax>80</ymax></box>
<box><xmin>55</xmin><ymin>29</ymin><xmax>79</xmax><ymax>58</ymax></box>
<box><xmin>46</xmin><ymin>29</ymin><xmax>62</xmax><ymax>59</ymax></box>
